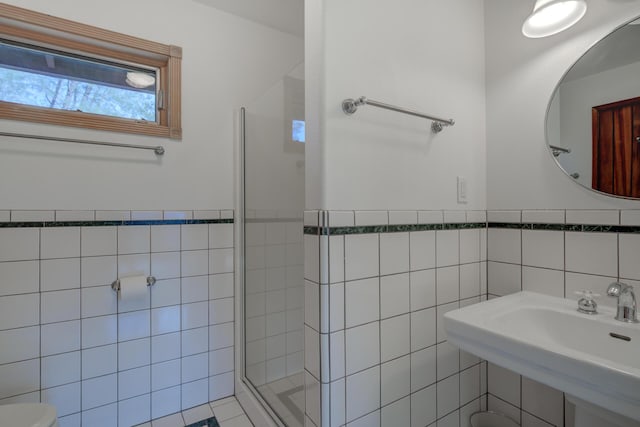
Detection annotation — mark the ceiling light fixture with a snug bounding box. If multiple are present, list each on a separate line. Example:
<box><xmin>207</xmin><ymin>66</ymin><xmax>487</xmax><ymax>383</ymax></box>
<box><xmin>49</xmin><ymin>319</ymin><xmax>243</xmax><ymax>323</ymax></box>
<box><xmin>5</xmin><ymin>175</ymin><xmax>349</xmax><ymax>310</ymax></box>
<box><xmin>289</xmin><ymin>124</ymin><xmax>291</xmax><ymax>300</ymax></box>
<box><xmin>522</xmin><ymin>0</ymin><xmax>587</xmax><ymax>38</ymax></box>
<box><xmin>125</xmin><ymin>71</ymin><xmax>156</xmax><ymax>89</ymax></box>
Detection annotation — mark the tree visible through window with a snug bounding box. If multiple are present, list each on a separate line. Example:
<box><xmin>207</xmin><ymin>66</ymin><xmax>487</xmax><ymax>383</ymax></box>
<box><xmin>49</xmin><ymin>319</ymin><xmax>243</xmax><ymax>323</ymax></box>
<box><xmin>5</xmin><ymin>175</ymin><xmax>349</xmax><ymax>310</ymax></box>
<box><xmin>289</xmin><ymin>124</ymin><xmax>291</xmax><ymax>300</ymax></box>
<box><xmin>0</xmin><ymin>69</ymin><xmax>157</xmax><ymax>122</ymax></box>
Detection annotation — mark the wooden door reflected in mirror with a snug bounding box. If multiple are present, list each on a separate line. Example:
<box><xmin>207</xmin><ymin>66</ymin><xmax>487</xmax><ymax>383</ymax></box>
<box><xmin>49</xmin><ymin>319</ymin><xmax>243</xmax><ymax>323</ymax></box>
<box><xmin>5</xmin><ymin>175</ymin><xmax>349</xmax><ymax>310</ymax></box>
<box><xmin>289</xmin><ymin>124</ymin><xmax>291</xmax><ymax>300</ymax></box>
<box><xmin>592</xmin><ymin>96</ymin><xmax>640</xmax><ymax>197</ymax></box>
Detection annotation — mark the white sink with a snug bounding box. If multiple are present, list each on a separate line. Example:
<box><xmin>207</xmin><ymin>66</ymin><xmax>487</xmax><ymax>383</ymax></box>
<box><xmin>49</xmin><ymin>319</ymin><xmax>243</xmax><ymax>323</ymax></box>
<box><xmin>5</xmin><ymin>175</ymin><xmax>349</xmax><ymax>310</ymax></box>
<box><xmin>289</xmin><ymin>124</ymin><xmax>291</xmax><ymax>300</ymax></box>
<box><xmin>444</xmin><ymin>291</ymin><xmax>640</xmax><ymax>426</ymax></box>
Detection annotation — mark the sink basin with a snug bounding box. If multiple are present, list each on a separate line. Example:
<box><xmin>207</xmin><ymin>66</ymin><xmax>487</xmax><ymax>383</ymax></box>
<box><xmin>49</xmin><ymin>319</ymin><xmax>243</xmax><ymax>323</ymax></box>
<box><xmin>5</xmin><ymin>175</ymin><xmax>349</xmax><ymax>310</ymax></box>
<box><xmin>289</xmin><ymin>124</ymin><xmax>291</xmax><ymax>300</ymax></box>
<box><xmin>444</xmin><ymin>291</ymin><xmax>640</xmax><ymax>425</ymax></box>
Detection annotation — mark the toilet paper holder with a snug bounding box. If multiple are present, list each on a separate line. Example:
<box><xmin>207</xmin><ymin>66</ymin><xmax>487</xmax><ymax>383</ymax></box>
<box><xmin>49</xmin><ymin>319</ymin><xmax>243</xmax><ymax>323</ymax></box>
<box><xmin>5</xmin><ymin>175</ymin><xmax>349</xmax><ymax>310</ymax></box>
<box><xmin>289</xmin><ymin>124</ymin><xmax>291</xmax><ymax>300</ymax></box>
<box><xmin>111</xmin><ymin>276</ymin><xmax>156</xmax><ymax>292</ymax></box>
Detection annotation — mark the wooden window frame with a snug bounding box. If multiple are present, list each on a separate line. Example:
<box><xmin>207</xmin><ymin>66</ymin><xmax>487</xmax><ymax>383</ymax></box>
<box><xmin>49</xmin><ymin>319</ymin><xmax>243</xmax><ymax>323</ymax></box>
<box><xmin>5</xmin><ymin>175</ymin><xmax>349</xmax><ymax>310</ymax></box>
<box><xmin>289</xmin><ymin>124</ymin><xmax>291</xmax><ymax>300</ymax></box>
<box><xmin>0</xmin><ymin>3</ymin><xmax>182</xmax><ymax>139</ymax></box>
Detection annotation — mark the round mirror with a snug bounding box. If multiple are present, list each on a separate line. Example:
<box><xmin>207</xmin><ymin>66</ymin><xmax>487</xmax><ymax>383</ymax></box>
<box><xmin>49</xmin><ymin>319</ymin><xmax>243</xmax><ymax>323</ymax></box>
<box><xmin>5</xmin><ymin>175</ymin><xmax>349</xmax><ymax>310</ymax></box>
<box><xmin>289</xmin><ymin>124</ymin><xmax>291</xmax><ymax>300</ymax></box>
<box><xmin>547</xmin><ymin>17</ymin><xmax>640</xmax><ymax>198</ymax></box>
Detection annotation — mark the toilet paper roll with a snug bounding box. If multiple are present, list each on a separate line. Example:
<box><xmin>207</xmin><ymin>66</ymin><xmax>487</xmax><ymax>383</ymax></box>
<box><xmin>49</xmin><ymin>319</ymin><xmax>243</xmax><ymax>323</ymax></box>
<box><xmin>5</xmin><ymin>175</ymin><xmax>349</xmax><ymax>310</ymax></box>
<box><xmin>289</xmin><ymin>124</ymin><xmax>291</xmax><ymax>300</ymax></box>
<box><xmin>119</xmin><ymin>274</ymin><xmax>148</xmax><ymax>300</ymax></box>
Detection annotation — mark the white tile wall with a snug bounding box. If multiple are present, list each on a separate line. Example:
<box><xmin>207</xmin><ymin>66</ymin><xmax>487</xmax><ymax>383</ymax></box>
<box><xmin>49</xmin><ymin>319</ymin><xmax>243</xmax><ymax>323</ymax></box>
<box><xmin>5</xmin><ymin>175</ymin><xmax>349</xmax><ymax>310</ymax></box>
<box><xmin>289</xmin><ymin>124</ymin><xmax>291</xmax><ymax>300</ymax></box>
<box><xmin>444</xmin><ymin>211</ymin><xmax>467</xmax><ymax>224</ymax></box>
<box><xmin>522</xmin><ymin>230</ymin><xmax>564</xmax><ymax>270</ymax></box>
<box><xmin>304</xmin><ymin>210</ymin><xmax>487</xmax><ymax>427</ymax></box>
<box><xmin>621</xmin><ymin>210</ymin><xmax>640</xmax><ymax>226</ymax></box>
<box><xmin>409</xmin><ymin>231</ymin><xmax>436</xmax><ymax>271</ymax></box>
<box><xmin>381</xmin><ymin>355</ymin><xmax>410</xmax><ymax>406</ymax></box>
<box><xmin>565</xmin><ymin>210</ymin><xmax>619</xmax><ymax>225</ymax></box>
<box><xmin>304</xmin><ymin>209</ymin><xmax>636</xmax><ymax>427</ymax></box>
<box><xmin>486</xmin><ymin>209</ymin><xmax>639</xmax><ymax>427</ymax></box>
<box><xmin>11</xmin><ymin>210</ymin><xmax>55</xmax><ymax>222</ymax></box>
<box><xmin>521</xmin><ymin>210</ymin><xmax>565</xmax><ymax>224</ymax></box>
<box><xmin>344</xmin><ymin>278</ymin><xmax>379</xmax><ymax>328</ymax></box>
<box><xmin>409</xmin><ymin>271</ymin><xmax>435</xmax><ymax>312</ymax></box>
<box><xmin>354</xmin><ymin>211</ymin><xmax>388</xmax><ymax>226</ymax></box>
<box><xmin>487</xmin><ymin>229</ymin><xmax>521</xmax><ymax>265</ymax></box>
<box><xmin>389</xmin><ymin>211</ymin><xmax>418</xmax><ymax>225</ymax></box>
<box><xmin>346</xmin><ymin>366</ymin><xmax>380</xmax><ymax>422</ymax></box>
<box><xmin>380</xmin><ymin>232</ymin><xmax>409</xmax><ymax>275</ymax></box>
<box><xmin>487</xmin><ymin>210</ymin><xmax>521</xmax><ymax>223</ymax></box>
<box><xmin>344</xmin><ymin>234</ymin><xmax>379</xmax><ymax>281</ymax></box>
<box><xmin>565</xmin><ymin>232</ymin><xmax>617</xmax><ymax>277</ymax></box>
<box><xmin>521</xmin><ymin>376</ymin><xmax>564</xmax><ymax>427</ymax></box>
<box><xmin>0</xmin><ymin>214</ymin><xmax>234</xmax><ymax>426</ymax></box>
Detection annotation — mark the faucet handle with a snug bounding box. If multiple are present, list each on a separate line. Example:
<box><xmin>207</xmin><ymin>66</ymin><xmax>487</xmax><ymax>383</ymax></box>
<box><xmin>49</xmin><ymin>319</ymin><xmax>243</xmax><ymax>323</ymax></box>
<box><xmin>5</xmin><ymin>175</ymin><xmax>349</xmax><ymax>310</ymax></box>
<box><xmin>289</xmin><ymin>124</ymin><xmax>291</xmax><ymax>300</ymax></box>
<box><xmin>606</xmin><ymin>282</ymin><xmax>638</xmax><ymax>323</ymax></box>
<box><xmin>575</xmin><ymin>290</ymin><xmax>600</xmax><ymax>315</ymax></box>
<box><xmin>607</xmin><ymin>281</ymin><xmax>629</xmax><ymax>297</ymax></box>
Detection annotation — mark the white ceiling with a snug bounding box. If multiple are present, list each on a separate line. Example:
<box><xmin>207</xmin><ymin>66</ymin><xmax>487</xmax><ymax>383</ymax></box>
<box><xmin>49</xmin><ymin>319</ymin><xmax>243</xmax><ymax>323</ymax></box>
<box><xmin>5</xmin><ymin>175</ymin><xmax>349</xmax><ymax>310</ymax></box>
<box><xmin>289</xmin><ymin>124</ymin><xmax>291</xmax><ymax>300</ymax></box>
<box><xmin>192</xmin><ymin>0</ymin><xmax>304</xmax><ymax>37</ymax></box>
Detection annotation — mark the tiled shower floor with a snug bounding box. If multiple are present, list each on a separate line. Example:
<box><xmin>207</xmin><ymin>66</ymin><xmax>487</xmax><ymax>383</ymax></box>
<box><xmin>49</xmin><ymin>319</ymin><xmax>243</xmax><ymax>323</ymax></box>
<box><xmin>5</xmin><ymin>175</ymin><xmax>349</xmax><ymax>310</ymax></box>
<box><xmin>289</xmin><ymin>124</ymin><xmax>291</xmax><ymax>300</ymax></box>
<box><xmin>135</xmin><ymin>397</ymin><xmax>253</xmax><ymax>427</ymax></box>
<box><xmin>256</xmin><ymin>373</ymin><xmax>304</xmax><ymax>427</ymax></box>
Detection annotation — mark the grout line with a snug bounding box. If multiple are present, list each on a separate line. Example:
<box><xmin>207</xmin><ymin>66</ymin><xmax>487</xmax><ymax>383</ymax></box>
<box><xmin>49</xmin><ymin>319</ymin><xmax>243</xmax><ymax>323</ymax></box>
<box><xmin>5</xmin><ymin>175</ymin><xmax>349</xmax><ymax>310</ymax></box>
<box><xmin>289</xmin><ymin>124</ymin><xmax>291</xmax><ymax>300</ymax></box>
<box><xmin>434</xmin><ymin>228</ymin><xmax>439</xmax><ymax>423</ymax></box>
<box><xmin>378</xmin><ymin>231</ymin><xmax>382</xmax><ymax>427</ymax></box>
<box><xmin>38</xmin><ymin>228</ymin><xmax>42</xmax><ymax>404</ymax></box>
<box><xmin>78</xmin><ymin>227</ymin><xmax>83</xmax><ymax>419</ymax></box>
<box><xmin>178</xmin><ymin>224</ymin><xmax>184</xmax><ymax>414</ymax></box>
<box><xmin>520</xmin><ymin>228</ymin><xmax>524</xmax><ymax>293</ymax></box>
<box><xmin>458</xmin><ymin>228</ymin><xmax>462</xmax><ymax>427</ymax></box>
<box><xmin>563</xmin><ymin>229</ymin><xmax>567</xmax><ymax>300</ymax></box>
<box><xmin>147</xmin><ymin>225</ymin><xmax>154</xmax><ymax>421</ymax></box>
<box><xmin>408</xmin><ymin>230</ymin><xmax>413</xmax><ymax>427</ymax></box>
<box><xmin>206</xmin><ymin>224</ymin><xmax>211</xmax><ymax>405</ymax></box>
<box><xmin>115</xmin><ymin>225</ymin><xmax>120</xmax><ymax>424</ymax></box>
<box><xmin>326</xmin><ymin>218</ymin><xmax>332</xmax><ymax>425</ymax></box>
<box><xmin>617</xmin><ymin>232</ymin><xmax>620</xmax><ymax>282</ymax></box>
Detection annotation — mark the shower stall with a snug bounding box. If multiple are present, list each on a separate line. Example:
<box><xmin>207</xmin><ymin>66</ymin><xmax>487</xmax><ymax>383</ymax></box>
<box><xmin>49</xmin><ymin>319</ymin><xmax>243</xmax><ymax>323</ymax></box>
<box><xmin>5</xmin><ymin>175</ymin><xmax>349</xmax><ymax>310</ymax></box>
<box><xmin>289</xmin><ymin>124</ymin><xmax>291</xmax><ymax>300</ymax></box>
<box><xmin>239</xmin><ymin>66</ymin><xmax>305</xmax><ymax>426</ymax></box>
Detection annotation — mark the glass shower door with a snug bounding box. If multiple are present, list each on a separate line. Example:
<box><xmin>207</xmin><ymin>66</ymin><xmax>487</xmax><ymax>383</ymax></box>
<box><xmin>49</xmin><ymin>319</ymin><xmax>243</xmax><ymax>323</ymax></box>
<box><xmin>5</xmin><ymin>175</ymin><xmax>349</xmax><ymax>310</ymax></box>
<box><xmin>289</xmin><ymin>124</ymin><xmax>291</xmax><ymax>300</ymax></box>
<box><xmin>242</xmin><ymin>71</ymin><xmax>305</xmax><ymax>427</ymax></box>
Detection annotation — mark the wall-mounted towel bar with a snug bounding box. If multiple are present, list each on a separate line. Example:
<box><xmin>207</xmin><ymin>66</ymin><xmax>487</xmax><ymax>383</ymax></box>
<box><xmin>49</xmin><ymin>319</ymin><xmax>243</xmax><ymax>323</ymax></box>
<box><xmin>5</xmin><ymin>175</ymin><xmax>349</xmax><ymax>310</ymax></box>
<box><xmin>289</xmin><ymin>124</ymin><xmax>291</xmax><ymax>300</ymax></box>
<box><xmin>111</xmin><ymin>276</ymin><xmax>156</xmax><ymax>292</ymax></box>
<box><xmin>0</xmin><ymin>131</ymin><xmax>165</xmax><ymax>155</ymax></box>
<box><xmin>550</xmin><ymin>144</ymin><xmax>571</xmax><ymax>157</ymax></box>
<box><xmin>342</xmin><ymin>96</ymin><xmax>455</xmax><ymax>133</ymax></box>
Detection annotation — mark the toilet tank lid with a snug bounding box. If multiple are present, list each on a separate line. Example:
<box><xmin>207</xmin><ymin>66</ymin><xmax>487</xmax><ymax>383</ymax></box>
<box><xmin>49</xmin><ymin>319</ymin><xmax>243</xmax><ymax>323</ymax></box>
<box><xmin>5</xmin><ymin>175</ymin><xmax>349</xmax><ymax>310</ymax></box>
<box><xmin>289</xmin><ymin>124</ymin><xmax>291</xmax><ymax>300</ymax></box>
<box><xmin>0</xmin><ymin>403</ymin><xmax>57</xmax><ymax>426</ymax></box>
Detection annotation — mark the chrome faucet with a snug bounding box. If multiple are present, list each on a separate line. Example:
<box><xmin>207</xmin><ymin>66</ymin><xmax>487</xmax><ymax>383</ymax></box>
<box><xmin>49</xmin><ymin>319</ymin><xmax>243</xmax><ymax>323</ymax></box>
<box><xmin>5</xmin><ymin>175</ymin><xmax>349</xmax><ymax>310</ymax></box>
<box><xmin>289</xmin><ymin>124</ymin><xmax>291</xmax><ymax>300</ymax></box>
<box><xmin>606</xmin><ymin>282</ymin><xmax>638</xmax><ymax>323</ymax></box>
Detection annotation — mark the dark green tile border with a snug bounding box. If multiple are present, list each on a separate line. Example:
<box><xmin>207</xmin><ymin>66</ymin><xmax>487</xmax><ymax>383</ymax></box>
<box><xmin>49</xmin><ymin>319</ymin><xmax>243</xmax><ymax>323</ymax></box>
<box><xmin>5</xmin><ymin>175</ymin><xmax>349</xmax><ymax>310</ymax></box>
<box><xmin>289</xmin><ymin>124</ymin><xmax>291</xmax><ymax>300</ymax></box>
<box><xmin>304</xmin><ymin>221</ymin><xmax>640</xmax><ymax>235</ymax></box>
<box><xmin>304</xmin><ymin>222</ymin><xmax>487</xmax><ymax>235</ymax></box>
<box><xmin>488</xmin><ymin>222</ymin><xmax>640</xmax><ymax>233</ymax></box>
<box><xmin>0</xmin><ymin>218</ymin><xmax>233</xmax><ymax>228</ymax></box>
<box><xmin>186</xmin><ymin>416</ymin><xmax>219</xmax><ymax>427</ymax></box>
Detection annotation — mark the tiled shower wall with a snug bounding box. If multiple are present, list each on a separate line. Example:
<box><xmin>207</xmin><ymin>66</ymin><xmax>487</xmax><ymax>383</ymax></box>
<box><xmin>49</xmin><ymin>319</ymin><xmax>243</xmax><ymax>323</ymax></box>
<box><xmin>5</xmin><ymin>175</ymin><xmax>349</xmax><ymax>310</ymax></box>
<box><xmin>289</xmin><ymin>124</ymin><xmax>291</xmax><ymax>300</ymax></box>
<box><xmin>303</xmin><ymin>210</ymin><xmax>489</xmax><ymax>427</ymax></box>
<box><xmin>486</xmin><ymin>209</ymin><xmax>640</xmax><ymax>427</ymax></box>
<box><xmin>244</xmin><ymin>216</ymin><xmax>305</xmax><ymax>386</ymax></box>
<box><xmin>0</xmin><ymin>210</ymin><xmax>235</xmax><ymax>427</ymax></box>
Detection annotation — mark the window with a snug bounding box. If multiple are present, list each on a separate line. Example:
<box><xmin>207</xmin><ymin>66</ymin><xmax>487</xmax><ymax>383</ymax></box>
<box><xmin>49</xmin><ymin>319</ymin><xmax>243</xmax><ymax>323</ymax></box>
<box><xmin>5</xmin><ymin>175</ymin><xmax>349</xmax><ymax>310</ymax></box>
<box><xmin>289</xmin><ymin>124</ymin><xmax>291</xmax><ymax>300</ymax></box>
<box><xmin>292</xmin><ymin>119</ymin><xmax>305</xmax><ymax>143</ymax></box>
<box><xmin>283</xmin><ymin>76</ymin><xmax>304</xmax><ymax>152</ymax></box>
<box><xmin>0</xmin><ymin>3</ymin><xmax>182</xmax><ymax>139</ymax></box>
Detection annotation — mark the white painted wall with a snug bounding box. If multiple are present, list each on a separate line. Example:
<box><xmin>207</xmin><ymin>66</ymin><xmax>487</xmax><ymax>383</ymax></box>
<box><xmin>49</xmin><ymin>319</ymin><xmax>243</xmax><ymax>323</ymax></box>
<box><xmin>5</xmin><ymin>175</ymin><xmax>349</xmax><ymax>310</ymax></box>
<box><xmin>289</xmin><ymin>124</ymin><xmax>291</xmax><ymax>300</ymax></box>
<box><xmin>486</xmin><ymin>0</ymin><xmax>640</xmax><ymax>209</ymax></box>
<box><xmin>0</xmin><ymin>0</ymin><xmax>303</xmax><ymax>210</ymax></box>
<box><xmin>305</xmin><ymin>0</ymin><xmax>486</xmax><ymax>211</ymax></box>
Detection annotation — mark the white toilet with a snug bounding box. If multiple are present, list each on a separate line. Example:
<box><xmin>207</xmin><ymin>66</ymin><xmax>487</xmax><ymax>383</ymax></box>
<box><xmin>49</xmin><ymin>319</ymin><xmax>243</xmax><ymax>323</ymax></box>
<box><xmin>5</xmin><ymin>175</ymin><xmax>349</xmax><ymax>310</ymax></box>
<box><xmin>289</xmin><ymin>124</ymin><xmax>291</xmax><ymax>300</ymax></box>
<box><xmin>0</xmin><ymin>403</ymin><xmax>59</xmax><ymax>427</ymax></box>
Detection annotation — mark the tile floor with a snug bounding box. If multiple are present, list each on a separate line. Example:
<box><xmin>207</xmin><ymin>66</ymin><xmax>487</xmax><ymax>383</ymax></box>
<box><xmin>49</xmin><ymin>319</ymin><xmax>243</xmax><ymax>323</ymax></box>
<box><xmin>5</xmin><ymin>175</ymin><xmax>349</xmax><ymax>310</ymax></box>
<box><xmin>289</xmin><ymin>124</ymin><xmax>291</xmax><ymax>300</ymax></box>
<box><xmin>135</xmin><ymin>396</ymin><xmax>253</xmax><ymax>427</ymax></box>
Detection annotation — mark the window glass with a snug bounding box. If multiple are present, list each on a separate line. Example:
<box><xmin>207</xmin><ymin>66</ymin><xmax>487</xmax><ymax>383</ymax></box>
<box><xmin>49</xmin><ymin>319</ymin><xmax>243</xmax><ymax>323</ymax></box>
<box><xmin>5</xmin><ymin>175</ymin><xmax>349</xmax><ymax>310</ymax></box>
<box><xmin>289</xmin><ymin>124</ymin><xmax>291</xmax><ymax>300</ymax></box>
<box><xmin>0</xmin><ymin>40</ymin><xmax>157</xmax><ymax>122</ymax></box>
<box><xmin>292</xmin><ymin>119</ymin><xmax>305</xmax><ymax>143</ymax></box>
